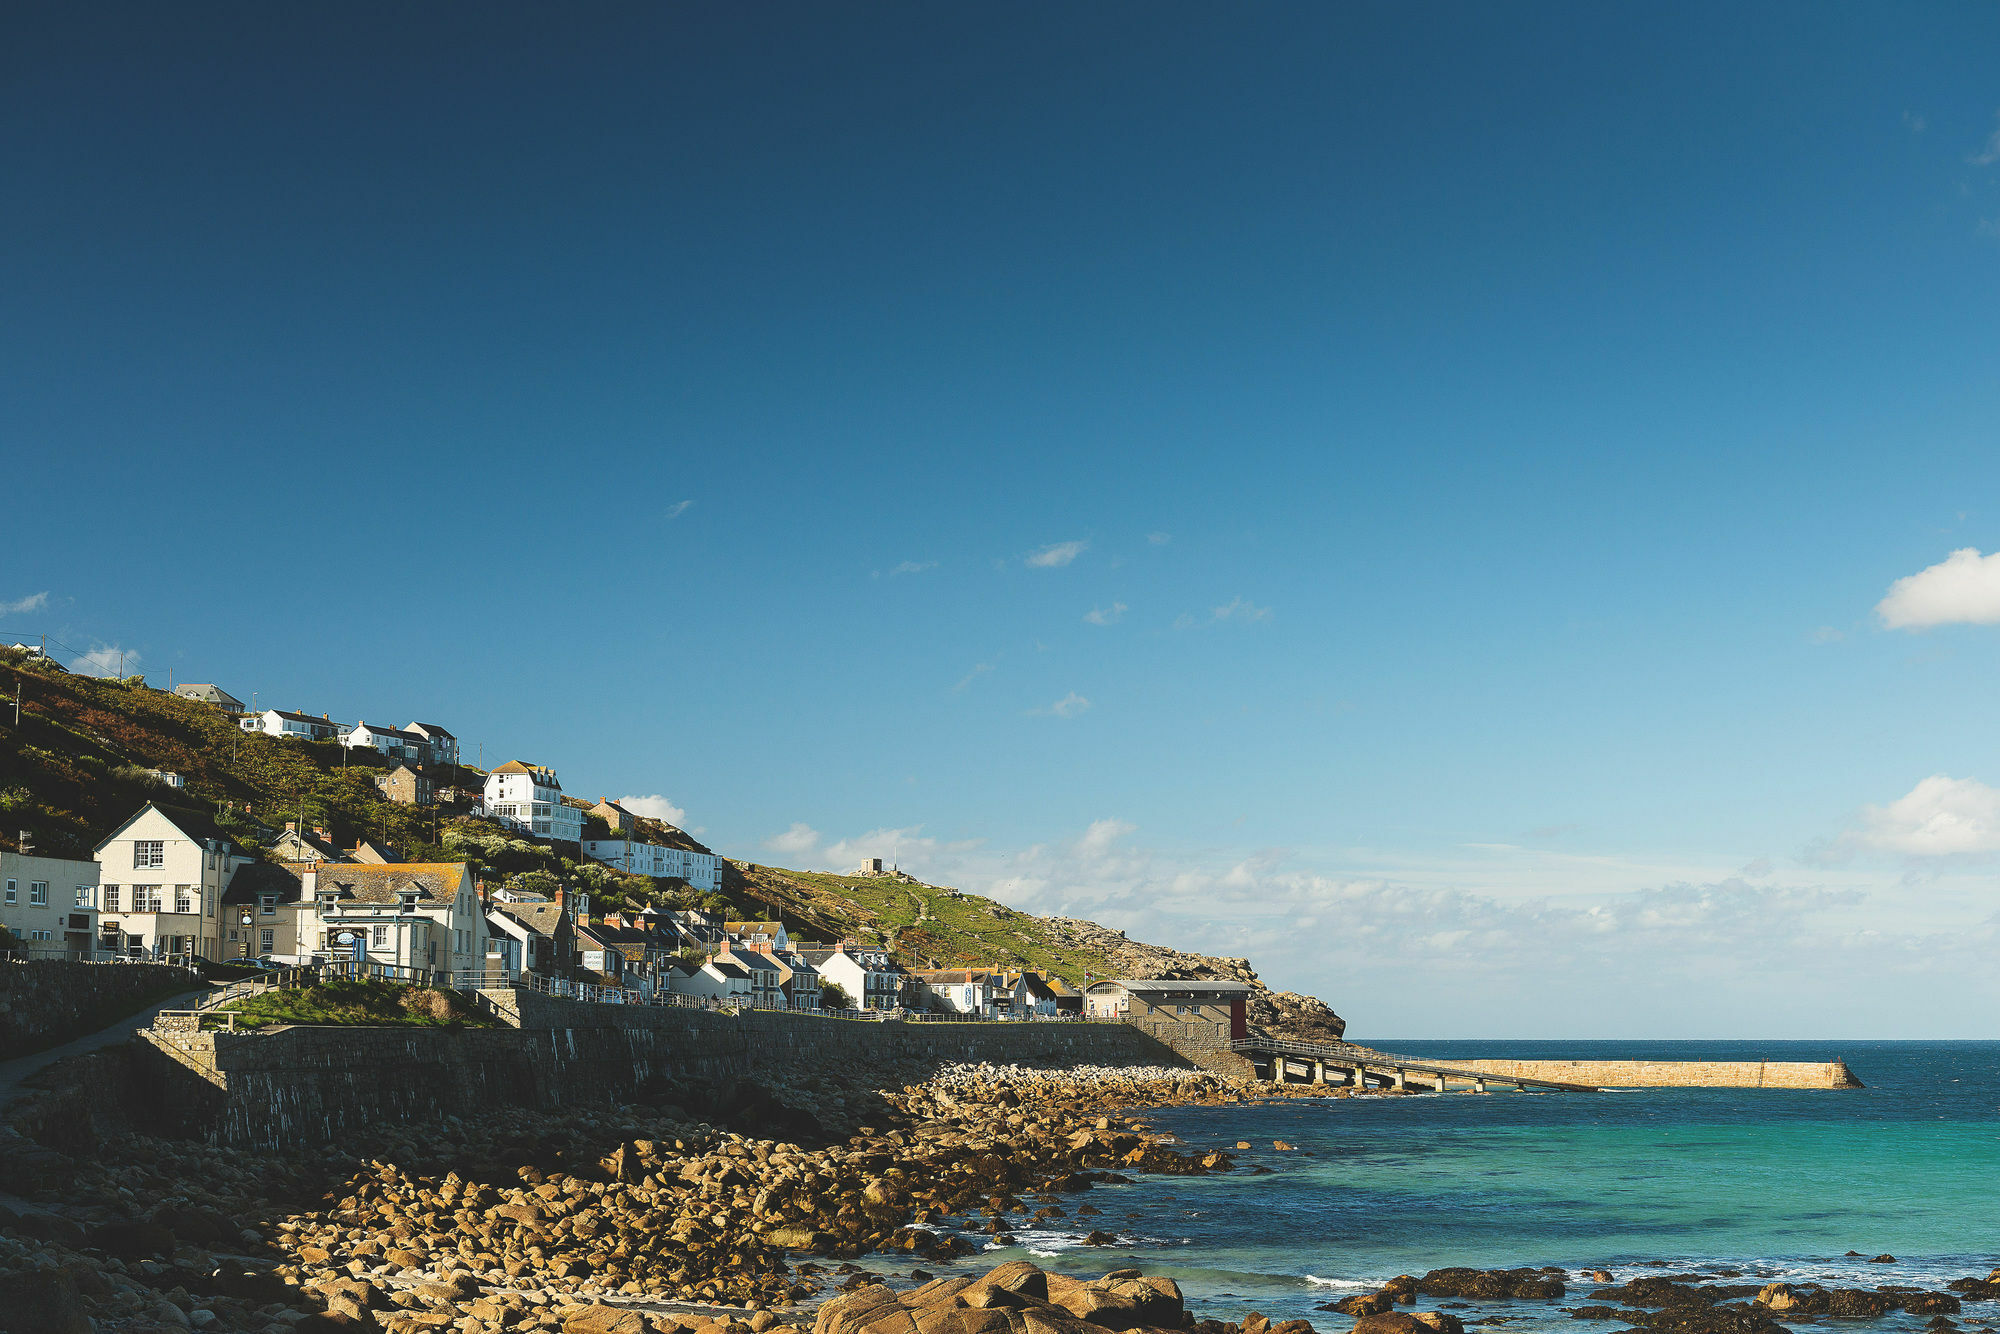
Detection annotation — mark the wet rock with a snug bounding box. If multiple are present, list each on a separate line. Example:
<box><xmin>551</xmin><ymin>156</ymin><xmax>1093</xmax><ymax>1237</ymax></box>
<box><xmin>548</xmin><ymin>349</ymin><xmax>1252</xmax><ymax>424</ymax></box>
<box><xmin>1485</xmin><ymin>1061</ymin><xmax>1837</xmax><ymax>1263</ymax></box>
<box><xmin>86</xmin><ymin>1220</ymin><xmax>178</xmax><ymax>1259</ymax></box>
<box><xmin>1903</xmin><ymin>1294</ymin><xmax>1963</xmax><ymax>1317</ymax></box>
<box><xmin>0</xmin><ymin>1268</ymin><xmax>94</xmax><ymax>1334</ymax></box>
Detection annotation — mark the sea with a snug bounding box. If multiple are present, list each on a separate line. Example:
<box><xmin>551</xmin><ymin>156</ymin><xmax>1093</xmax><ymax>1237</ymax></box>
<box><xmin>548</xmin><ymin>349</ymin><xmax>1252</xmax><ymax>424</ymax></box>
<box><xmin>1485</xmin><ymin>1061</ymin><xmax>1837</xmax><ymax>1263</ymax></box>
<box><xmin>969</xmin><ymin>1041</ymin><xmax>2000</xmax><ymax>1332</ymax></box>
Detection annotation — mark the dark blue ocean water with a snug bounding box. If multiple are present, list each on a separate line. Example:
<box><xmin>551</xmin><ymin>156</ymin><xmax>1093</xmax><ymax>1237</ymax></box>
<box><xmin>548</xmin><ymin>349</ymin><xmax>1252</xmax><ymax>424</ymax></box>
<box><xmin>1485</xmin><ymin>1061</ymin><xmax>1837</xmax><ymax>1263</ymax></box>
<box><xmin>977</xmin><ymin>1042</ymin><xmax>2000</xmax><ymax>1329</ymax></box>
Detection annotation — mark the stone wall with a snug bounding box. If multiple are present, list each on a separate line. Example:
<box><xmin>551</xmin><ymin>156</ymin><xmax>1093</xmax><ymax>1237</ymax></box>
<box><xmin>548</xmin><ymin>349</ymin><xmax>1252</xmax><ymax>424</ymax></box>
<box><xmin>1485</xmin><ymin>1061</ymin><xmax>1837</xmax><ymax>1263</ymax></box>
<box><xmin>143</xmin><ymin>997</ymin><xmax>1189</xmax><ymax>1148</ymax></box>
<box><xmin>1117</xmin><ymin>1013</ymin><xmax>1256</xmax><ymax>1079</ymax></box>
<box><xmin>1439</xmin><ymin>1057</ymin><xmax>1863</xmax><ymax>1089</ymax></box>
<box><xmin>0</xmin><ymin>959</ymin><xmax>193</xmax><ymax>1058</ymax></box>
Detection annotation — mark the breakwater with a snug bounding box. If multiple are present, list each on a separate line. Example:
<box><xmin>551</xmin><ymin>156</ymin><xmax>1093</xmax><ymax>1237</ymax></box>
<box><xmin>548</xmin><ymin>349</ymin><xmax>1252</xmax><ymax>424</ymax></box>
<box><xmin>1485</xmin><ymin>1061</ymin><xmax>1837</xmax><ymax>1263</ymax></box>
<box><xmin>141</xmin><ymin>991</ymin><xmax>1185</xmax><ymax>1147</ymax></box>
<box><xmin>1438</xmin><ymin>1056</ymin><xmax>1862</xmax><ymax>1088</ymax></box>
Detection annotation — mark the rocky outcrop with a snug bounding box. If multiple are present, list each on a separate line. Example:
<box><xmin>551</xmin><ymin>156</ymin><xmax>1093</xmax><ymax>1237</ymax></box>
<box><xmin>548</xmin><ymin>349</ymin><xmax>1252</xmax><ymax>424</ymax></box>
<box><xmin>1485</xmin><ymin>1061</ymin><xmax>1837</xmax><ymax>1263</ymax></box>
<box><xmin>1039</xmin><ymin>918</ymin><xmax>1345</xmax><ymax>1042</ymax></box>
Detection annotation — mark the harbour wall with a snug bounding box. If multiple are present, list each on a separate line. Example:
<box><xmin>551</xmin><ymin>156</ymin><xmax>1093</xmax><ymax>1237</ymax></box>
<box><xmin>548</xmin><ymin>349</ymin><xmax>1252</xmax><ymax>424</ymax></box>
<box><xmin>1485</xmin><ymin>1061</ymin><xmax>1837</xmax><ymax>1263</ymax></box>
<box><xmin>142</xmin><ymin>994</ymin><xmax>1188</xmax><ymax>1148</ymax></box>
<box><xmin>1438</xmin><ymin>1057</ymin><xmax>1863</xmax><ymax>1089</ymax></box>
<box><xmin>0</xmin><ymin>958</ymin><xmax>194</xmax><ymax>1058</ymax></box>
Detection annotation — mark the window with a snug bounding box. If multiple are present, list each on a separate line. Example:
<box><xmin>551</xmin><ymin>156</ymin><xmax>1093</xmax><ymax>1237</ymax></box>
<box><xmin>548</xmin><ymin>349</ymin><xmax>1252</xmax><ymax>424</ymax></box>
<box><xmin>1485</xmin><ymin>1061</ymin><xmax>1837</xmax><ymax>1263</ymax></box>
<box><xmin>205</xmin><ymin>889</ymin><xmax>215</xmax><ymax>918</ymax></box>
<box><xmin>134</xmin><ymin>886</ymin><xmax>163</xmax><ymax>912</ymax></box>
<box><xmin>372</xmin><ymin>925</ymin><xmax>387</xmax><ymax>946</ymax></box>
<box><xmin>2</xmin><ymin>880</ymin><xmax>12</xmax><ymax>904</ymax></box>
<box><xmin>259</xmin><ymin>895</ymin><xmax>276</xmax><ymax>917</ymax></box>
<box><xmin>134</xmin><ymin>841</ymin><xmax>165</xmax><ymax>869</ymax></box>
<box><xmin>175</xmin><ymin>886</ymin><xmax>195</xmax><ymax>914</ymax></box>
<box><xmin>104</xmin><ymin>885</ymin><xmax>121</xmax><ymax>911</ymax></box>
<box><xmin>259</xmin><ymin>929</ymin><xmax>274</xmax><ymax>953</ymax></box>
<box><xmin>29</xmin><ymin>882</ymin><xmax>48</xmax><ymax>906</ymax></box>
<box><xmin>75</xmin><ymin>885</ymin><xmax>94</xmax><ymax>908</ymax></box>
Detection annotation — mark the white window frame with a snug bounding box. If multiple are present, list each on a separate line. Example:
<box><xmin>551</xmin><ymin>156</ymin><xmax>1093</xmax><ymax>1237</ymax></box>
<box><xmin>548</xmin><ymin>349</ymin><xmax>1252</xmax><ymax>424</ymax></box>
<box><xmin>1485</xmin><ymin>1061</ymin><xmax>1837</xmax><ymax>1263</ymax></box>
<box><xmin>28</xmin><ymin>881</ymin><xmax>48</xmax><ymax>906</ymax></box>
<box><xmin>134</xmin><ymin>885</ymin><xmax>163</xmax><ymax>913</ymax></box>
<box><xmin>134</xmin><ymin>840</ymin><xmax>165</xmax><ymax>869</ymax></box>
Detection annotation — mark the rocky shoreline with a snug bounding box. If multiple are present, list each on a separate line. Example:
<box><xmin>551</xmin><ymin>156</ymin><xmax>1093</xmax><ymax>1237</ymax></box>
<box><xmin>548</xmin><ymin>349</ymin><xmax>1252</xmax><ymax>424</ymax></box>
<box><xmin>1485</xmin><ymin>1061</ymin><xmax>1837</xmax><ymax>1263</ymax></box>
<box><xmin>0</xmin><ymin>1057</ymin><xmax>1992</xmax><ymax>1334</ymax></box>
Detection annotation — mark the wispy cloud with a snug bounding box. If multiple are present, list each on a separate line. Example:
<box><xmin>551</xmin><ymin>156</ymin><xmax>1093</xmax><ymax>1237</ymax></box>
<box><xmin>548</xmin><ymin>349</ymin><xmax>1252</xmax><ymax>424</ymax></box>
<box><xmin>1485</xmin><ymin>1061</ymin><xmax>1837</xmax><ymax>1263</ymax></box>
<box><xmin>1083</xmin><ymin>602</ymin><xmax>1128</xmax><ymax>626</ymax></box>
<box><xmin>1212</xmin><ymin>596</ymin><xmax>1272</xmax><ymax>623</ymax></box>
<box><xmin>1147</xmin><ymin>532</ymin><xmax>1171</xmax><ymax>546</ymax></box>
<box><xmin>0</xmin><ymin>592</ymin><xmax>48</xmax><ymax>616</ymax></box>
<box><xmin>1972</xmin><ymin>111</ymin><xmax>2000</xmax><ymax>166</ymax></box>
<box><xmin>665</xmin><ymin>500</ymin><xmax>694</xmax><ymax>520</ymax></box>
<box><xmin>1026</xmin><ymin>540</ymin><xmax>1088</xmax><ymax>569</ymax></box>
<box><xmin>953</xmin><ymin>662</ymin><xmax>994</xmax><ymax>693</ymax></box>
<box><xmin>616</xmin><ymin>793</ymin><xmax>688</xmax><ymax>826</ymax></box>
<box><xmin>72</xmin><ymin>643</ymin><xmax>139</xmax><ymax>678</ymax></box>
<box><xmin>765</xmin><ymin>822</ymin><xmax>821</xmax><ymax>856</ymax></box>
<box><xmin>1027</xmin><ymin>691</ymin><xmax>1092</xmax><ymax>718</ymax></box>
<box><xmin>1876</xmin><ymin>547</ymin><xmax>2000</xmax><ymax>629</ymax></box>
<box><xmin>888</xmin><ymin>560</ymin><xmax>937</xmax><ymax>577</ymax></box>
<box><xmin>1902</xmin><ymin>110</ymin><xmax>1927</xmax><ymax>134</ymax></box>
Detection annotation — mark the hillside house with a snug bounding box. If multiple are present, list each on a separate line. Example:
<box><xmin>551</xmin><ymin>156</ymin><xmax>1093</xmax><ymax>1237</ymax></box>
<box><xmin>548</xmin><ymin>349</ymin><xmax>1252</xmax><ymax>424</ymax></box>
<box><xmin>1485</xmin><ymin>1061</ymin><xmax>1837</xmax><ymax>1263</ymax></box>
<box><xmin>220</xmin><ymin>861</ymin><xmax>310</xmax><ymax>962</ymax></box>
<box><xmin>1</xmin><ymin>850</ymin><xmax>101</xmax><ymax>958</ymax></box>
<box><xmin>172</xmin><ymin>683</ymin><xmax>243</xmax><ymax>712</ymax></box>
<box><xmin>348</xmin><ymin>839</ymin><xmax>399</xmax><ymax>864</ymax></box>
<box><xmin>94</xmin><ymin>804</ymin><xmax>250</xmax><ymax>961</ymax></box>
<box><xmin>373</xmin><ymin>764</ymin><xmax>434</xmax><ymax>807</ymax></box>
<box><xmin>341</xmin><ymin>721</ymin><xmax>427</xmax><ymax>764</ymax></box>
<box><xmin>296</xmin><ymin>863</ymin><xmax>486</xmax><ymax>977</ymax></box>
<box><xmin>239</xmin><ymin>710</ymin><xmax>342</xmax><ymax>742</ymax></box>
<box><xmin>483</xmin><ymin>762</ymin><xmax>585</xmax><ymax>843</ymax></box>
<box><xmin>589</xmin><ymin>799</ymin><xmax>636</xmax><ymax>832</ymax></box>
<box><xmin>486</xmin><ymin>893</ymin><xmax>573</xmax><ymax>978</ymax></box>
<box><xmin>725</xmin><ymin>920</ymin><xmax>789</xmax><ymax>952</ymax></box>
<box><xmin>403</xmin><ymin>723</ymin><xmax>458</xmax><ymax>767</ymax></box>
<box><xmin>580</xmin><ymin>839</ymin><xmax>721</xmax><ymax>890</ymax></box>
<box><xmin>271</xmin><ymin>823</ymin><xmax>341</xmax><ymax>864</ymax></box>
<box><xmin>799</xmin><ymin>942</ymin><xmax>906</xmax><ymax>1011</ymax></box>
<box><xmin>1083</xmin><ymin>979</ymin><xmax>1251</xmax><ymax>1042</ymax></box>
<box><xmin>914</xmin><ymin>968</ymin><xmax>998</xmax><ymax>1017</ymax></box>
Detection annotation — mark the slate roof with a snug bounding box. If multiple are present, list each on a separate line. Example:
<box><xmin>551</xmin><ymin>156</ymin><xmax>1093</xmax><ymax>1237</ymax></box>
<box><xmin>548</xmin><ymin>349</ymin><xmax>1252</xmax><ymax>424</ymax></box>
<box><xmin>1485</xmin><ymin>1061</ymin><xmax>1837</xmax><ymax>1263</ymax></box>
<box><xmin>222</xmin><ymin>861</ymin><xmax>308</xmax><ymax>906</ymax></box>
<box><xmin>492</xmin><ymin>899</ymin><xmax>565</xmax><ymax>937</ymax></box>
<box><xmin>405</xmin><ymin>722</ymin><xmax>456</xmax><ymax>739</ymax></box>
<box><xmin>308</xmin><ymin>863</ymin><xmax>470</xmax><ymax>905</ymax></box>
<box><xmin>1087</xmin><ymin>979</ymin><xmax>1253</xmax><ymax>996</ymax></box>
<box><xmin>95</xmin><ymin>802</ymin><xmax>240</xmax><ymax>855</ymax></box>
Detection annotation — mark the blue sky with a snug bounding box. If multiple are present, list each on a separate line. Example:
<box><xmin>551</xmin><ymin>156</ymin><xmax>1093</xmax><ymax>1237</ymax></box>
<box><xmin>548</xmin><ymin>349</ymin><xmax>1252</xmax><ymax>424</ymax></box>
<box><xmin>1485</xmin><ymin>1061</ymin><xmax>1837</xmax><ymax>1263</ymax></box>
<box><xmin>7</xmin><ymin>3</ymin><xmax>2000</xmax><ymax>1036</ymax></box>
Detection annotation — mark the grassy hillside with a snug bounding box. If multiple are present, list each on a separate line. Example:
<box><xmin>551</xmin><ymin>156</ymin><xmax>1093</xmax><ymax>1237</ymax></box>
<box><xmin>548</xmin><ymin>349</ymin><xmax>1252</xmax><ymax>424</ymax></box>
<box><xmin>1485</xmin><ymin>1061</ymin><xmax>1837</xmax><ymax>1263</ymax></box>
<box><xmin>722</xmin><ymin>863</ymin><xmax>1119</xmax><ymax>985</ymax></box>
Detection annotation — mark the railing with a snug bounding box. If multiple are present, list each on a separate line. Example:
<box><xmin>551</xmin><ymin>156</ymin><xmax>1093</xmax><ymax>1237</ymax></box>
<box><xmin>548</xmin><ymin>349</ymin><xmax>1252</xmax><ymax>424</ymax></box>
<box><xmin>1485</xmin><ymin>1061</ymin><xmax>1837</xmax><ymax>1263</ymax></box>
<box><xmin>154</xmin><ymin>1009</ymin><xmax>239</xmax><ymax>1033</ymax></box>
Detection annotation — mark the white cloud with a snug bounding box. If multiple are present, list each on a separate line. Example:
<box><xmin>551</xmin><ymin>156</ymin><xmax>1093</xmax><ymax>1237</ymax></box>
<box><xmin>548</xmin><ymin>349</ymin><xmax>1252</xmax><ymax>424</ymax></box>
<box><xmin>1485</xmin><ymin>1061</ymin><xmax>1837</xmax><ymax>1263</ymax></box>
<box><xmin>1971</xmin><ymin>111</ymin><xmax>2000</xmax><ymax>166</ymax></box>
<box><xmin>72</xmin><ymin>643</ymin><xmax>139</xmax><ymax>677</ymax></box>
<box><xmin>953</xmin><ymin>662</ymin><xmax>994</xmax><ymax>693</ymax></box>
<box><xmin>666</xmin><ymin>500</ymin><xmax>694</xmax><ymax>520</ymax></box>
<box><xmin>1212</xmin><ymin>596</ymin><xmax>1272</xmax><ymax>623</ymax></box>
<box><xmin>1076</xmin><ymin>818</ymin><xmax>1135</xmax><ymax>858</ymax></box>
<box><xmin>1876</xmin><ymin>547</ymin><xmax>2000</xmax><ymax>628</ymax></box>
<box><xmin>1171</xmin><ymin>612</ymin><xmax>1195</xmax><ymax>631</ymax></box>
<box><xmin>1809</xmin><ymin>626</ymin><xmax>1844</xmax><ymax>644</ymax></box>
<box><xmin>1147</xmin><ymin>532</ymin><xmax>1171</xmax><ymax>546</ymax></box>
<box><xmin>0</xmin><ymin>592</ymin><xmax>48</xmax><ymax>616</ymax></box>
<box><xmin>1859</xmin><ymin>775</ymin><xmax>2000</xmax><ymax>856</ymax></box>
<box><xmin>1902</xmin><ymin>110</ymin><xmax>1926</xmax><ymax>134</ymax></box>
<box><xmin>888</xmin><ymin>560</ymin><xmax>937</xmax><ymax>576</ymax></box>
<box><xmin>823</xmin><ymin>825</ymin><xmax>941</xmax><ymax>869</ymax></box>
<box><xmin>1027</xmin><ymin>691</ymin><xmax>1092</xmax><ymax>718</ymax></box>
<box><xmin>1026</xmin><ymin>540</ymin><xmax>1087</xmax><ymax>569</ymax></box>
<box><xmin>765</xmin><ymin>822</ymin><xmax>821</xmax><ymax>856</ymax></box>
<box><xmin>1083</xmin><ymin>602</ymin><xmax>1127</xmax><ymax>626</ymax></box>
<box><xmin>615</xmin><ymin>793</ymin><xmax>688</xmax><ymax>826</ymax></box>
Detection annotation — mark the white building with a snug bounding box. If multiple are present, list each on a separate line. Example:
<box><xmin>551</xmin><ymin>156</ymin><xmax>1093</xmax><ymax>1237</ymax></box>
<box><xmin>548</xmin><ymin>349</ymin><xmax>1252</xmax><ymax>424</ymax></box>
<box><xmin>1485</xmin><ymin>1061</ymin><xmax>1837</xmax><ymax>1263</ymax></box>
<box><xmin>340</xmin><ymin>720</ymin><xmax>427</xmax><ymax>764</ymax></box>
<box><xmin>403</xmin><ymin>722</ymin><xmax>459</xmax><ymax>767</ymax></box>
<box><xmin>0</xmin><ymin>851</ymin><xmax>101</xmax><ymax>957</ymax></box>
<box><xmin>805</xmin><ymin>942</ymin><xmax>908</xmax><ymax>1011</ymax></box>
<box><xmin>94</xmin><ymin>803</ymin><xmax>250</xmax><ymax>960</ymax></box>
<box><xmin>483</xmin><ymin>762</ymin><xmax>585</xmax><ymax>843</ymax></box>
<box><xmin>914</xmin><ymin>968</ymin><xmax>998</xmax><ymax>1017</ymax></box>
<box><xmin>673</xmin><ymin>956</ymin><xmax>754</xmax><ymax>1004</ymax></box>
<box><xmin>296</xmin><ymin>862</ymin><xmax>486</xmax><ymax>977</ymax></box>
<box><xmin>239</xmin><ymin>709</ymin><xmax>342</xmax><ymax>742</ymax></box>
<box><xmin>579</xmin><ymin>839</ymin><xmax>720</xmax><ymax>890</ymax></box>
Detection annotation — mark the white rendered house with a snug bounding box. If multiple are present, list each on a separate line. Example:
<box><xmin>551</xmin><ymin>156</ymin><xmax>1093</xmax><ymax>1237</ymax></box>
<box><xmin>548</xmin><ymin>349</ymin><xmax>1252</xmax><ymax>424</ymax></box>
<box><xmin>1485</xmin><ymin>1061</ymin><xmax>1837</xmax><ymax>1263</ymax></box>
<box><xmin>239</xmin><ymin>709</ymin><xmax>342</xmax><ymax>742</ymax></box>
<box><xmin>578</xmin><ymin>839</ymin><xmax>720</xmax><ymax>890</ymax></box>
<box><xmin>1</xmin><ymin>851</ymin><xmax>101</xmax><ymax>957</ymax></box>
<box><xmin>482</xmin><ymin>762</ymin><xmax>585</xmax><ymax>842</ymax></box>
<box><xmin>94</xmin><ymin>803</ymin><xmax>250</xmax><ymax>960</ymax></box>
<box><xmin>340</xmin><ymin>720</ymin><xmax>427</xmax><ymax>764</ymax></box>
<box><xmin>403</xmin><ymin>722</ymin><xmax>459</xmax><ymax>767</ymax></box>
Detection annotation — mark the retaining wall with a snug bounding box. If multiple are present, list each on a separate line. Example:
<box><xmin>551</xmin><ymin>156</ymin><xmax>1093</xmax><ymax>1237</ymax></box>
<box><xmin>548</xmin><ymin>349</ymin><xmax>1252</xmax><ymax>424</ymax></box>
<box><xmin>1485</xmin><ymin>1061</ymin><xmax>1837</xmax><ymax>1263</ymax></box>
<box><xmin>1439</xmin><ymin>1057</ymin><xmax>1863</xmax><ymax>1089</ymax></box>
<box><xmin>0</xmin><ymin>959</ymin><xmax>193</xmax><ymax>1058</ymax></box>
<box><xmin>145</xmin><ymin>996</ymin><xmax>1188</xmax><ymax>1148</ymax></box>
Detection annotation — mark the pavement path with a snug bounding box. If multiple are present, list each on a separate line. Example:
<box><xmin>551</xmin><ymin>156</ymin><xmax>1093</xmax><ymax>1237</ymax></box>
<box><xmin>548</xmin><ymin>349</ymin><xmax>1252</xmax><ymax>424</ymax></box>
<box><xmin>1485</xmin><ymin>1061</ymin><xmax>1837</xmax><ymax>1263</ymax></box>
<box><xmin>0</xmin><ymin>986</ymin><xmax>209</xmax><ymax>1109</ymax></box>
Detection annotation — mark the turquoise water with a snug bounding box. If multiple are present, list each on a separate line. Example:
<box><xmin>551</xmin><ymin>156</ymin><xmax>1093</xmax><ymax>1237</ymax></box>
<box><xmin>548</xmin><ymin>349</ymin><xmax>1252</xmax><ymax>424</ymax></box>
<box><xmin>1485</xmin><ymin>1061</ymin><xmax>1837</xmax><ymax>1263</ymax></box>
<box><xmin>976</xmin><ymin>1042</ymin><xmax>2000</xmax><ymax>1328</ymax></box>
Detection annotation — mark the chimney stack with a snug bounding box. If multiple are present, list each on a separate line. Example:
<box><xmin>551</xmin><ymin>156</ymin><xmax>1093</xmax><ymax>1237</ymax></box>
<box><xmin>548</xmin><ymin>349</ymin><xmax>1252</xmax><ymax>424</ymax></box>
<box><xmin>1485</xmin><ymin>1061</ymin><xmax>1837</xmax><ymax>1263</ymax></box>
<box><xmin>18</xmin><ymin>830</ymin><xmax>33</xmax><ymax>856</ymax></box>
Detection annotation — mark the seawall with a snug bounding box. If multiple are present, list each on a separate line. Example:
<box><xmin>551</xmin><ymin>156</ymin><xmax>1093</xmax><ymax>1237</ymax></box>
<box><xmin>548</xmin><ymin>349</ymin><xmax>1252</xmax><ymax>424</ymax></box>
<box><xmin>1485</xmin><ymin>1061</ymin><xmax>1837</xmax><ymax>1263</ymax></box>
<box><xmin>0</xmin><ymin>959</ymin><xmax>193</xmax><ymax>1058</ymax></box>
<box><xmin>1439</xmin><ymin>1057</ymin><xmax>1863</xmax><ymax>1089</ymax></box>
<box><xmin>143</xmin><ymin>994</ymin><xmax>1190</xmax><ymax>1148</ymax></box>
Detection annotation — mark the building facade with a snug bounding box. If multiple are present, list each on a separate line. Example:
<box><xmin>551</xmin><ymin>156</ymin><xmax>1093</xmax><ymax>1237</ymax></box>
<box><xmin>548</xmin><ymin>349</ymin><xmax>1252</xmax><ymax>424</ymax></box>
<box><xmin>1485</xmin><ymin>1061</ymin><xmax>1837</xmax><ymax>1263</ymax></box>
<box><xmin>403</xmin><ymin>723</ymin><xmax>458</xmax><ymax>767</ymax></box>
<box><xmin>0</xmin><ymin>851</ymin><xmax>101</xmax><ymax>957</ymax></box>
<box><xmin>239</xmin><ymin>709</ymin><xmax>342</xmax><ymax>742</ymax></box>
<box><xmin>579</xmin><ymin>839</ymin><xmax>720</xmax><ymax>890</ymax></box>
<box><xmin>373</xmin><ymin>764</ymin><xmax>434</xmax><ymax>806</ymax></box>
<box><xmin>804</xmin><ymin>943</ymin><xmax>907</xmax><ymax>1011</ymax></box>
<box><xmin>94</xmin><ymin>804</ymin><xmax>249</xmax><ymax>960</ymax></box>
<box><xmin>172</xmin><ymin>683</ymin><xmax>244</xmax><ymax>712</ymax></box>
<box><xmin>483</xmin><ymin>762</ymin><xmax>585</xmax><ymax>843</ymax></box>
<box><xmin>1083</xmin><ymin>979</ymin><xmax>1251</xmax><ymax>1042</ymax></box>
